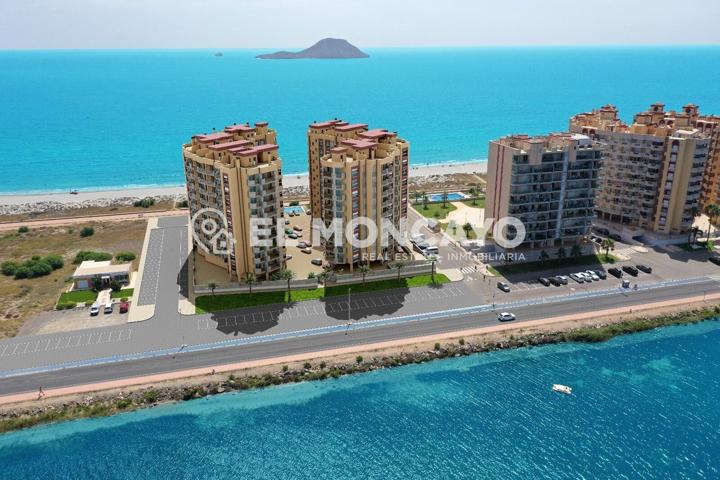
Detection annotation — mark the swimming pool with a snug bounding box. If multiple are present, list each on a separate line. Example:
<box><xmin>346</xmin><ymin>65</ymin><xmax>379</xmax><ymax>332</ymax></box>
<box><xmin>284</xmin><ymin>205</ymin><xmax>306</xmax><ymax>215</ymax></box>
<box><xmin>427</xmin><ymin>192</ymin><xmax>467</xmax><ymax>202</ymax></box>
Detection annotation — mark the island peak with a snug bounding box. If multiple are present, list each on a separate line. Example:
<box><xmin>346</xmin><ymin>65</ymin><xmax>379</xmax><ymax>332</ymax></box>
<box><xmin>257</xmin><ymin>38</ymin><xmax>369</xmax><ymax>60</ymax></box>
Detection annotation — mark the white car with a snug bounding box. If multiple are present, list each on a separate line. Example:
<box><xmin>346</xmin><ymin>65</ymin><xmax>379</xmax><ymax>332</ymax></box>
<box><xmin>89</xmin><ymin>303</ymin><xmax>100</xmax><ymax>316</ymax></box>
<box><xmin>311</xmin><ymin>259</ymin><xmax>322</xmax><ymax>266</ymax></box>
<box><xmin>497</xmin><ymin>312</ymin><xmax>516</xmax><ymax>322</ymax></box>
<box><xmin>569</xmin><ymin>273</ymin><xmax>584</xmax><ymax>283</ymax></box>
<box><xmin>585</xmin><ymin>270</ymin><xmax>600</xmax><ymax>281</ymax></box>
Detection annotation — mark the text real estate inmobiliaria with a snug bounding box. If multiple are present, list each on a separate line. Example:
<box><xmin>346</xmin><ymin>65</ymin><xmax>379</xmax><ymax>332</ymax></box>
<box><xmin>183</xmin><ymin>120</ymin><xmax>409</xmax><ymax>281</ymax></box>
<box><xmin>486</xmin><ymin>103</ymin><xmax>720</xmax><ymax>251</ymax></box>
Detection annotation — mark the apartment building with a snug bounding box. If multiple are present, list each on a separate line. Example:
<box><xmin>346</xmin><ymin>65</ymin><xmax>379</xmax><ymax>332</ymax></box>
<box><xmin>308</xmin><ymin>121</ymin><xmax>409</xmax><ymax>270</ymax></box>
<box><xmin>485</xmin><ymin>133</ymin><xmax>603</xmax><ymax>249</ymax></box>
<box><xmin>570</xmin><ymin>103</ymin><xmax>710</xmax><ymax>235</ymax></box>
<box><xmin>183</xmin><ymin>122</ymin><xmax>285</xmax><ymax>281</ymax></box>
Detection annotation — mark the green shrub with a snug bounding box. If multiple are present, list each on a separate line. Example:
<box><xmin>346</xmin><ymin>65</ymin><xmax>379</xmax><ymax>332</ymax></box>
<box><xmin>133</xmin><ymin>197</ymin><xmax>155</xmax><ymax>208</ymax></box>
<box><xmin>115</xmin><ymin>399</ymin><xmax>132</xmax><ymax>409</ymax></box>
<box><xmin>282</xmin><ymin>365</ymin><xmax>289</xmax><ymax>372</ymax></box>
<box><xmin>115</xmin><ymin>251</ymin><xmax>136</xmax><ymax>262</ymax></box>
<box><xmin>177</xmin><ymin>200</ymin><xmax>188</xmax><ymax>208</ymax></box>
<box><xmin>356</xmin><ymin>355</ymin><xmax>363</xmax><ymax>364</ymax></box>
<box><xmin>17</xmin><ymin>226</ymin><xmax>29</xmax><ymax>234</ymax></box>
<box><xmin>56</xmin><ymin>302</ymin><xmax>76</xmax><ymax>310</ymax></box>
<box><xmin>289</xmin><ymin>201</ymin><xmax>300</xmax><ymax>206</ymax></box>
<box><xmin>458</xmin><ymin>338</ymin><xmax>465</xmax><ymax>345</ymax></box>
<box><xmin>80</xmin><ymin>226</ymin><xmax>95</xmax><ymax>238</ymax></box>
<box><xmin>142</xmin><ymin>390</ymin><xmax>159</xmax><ymax>404</ymax></box>
<box><xmin>303</xmin><ymin>362</ymin><xmax>312</xmax><ymax>370</ymax></box>
<box><xmin>434</xmin><ymin>342</ymin><xmax>441</xmax><ymax>351</ymax></box>
<box><xmin>26</xmin><ymin>260</ymin><xmax>53</xmax><ymax>278</ymax></box>
<box><xmin>13</xmin><ymin>266</ymin><xmax>30</xmax><ymax>279</ymax></box>
<box><xmin>1</xmin><ymin>261</ymin><xmax>18</xmax><ymax>276</ymax></box>
<box><xmin>43</xmin><ymin>254</ymin><xmax>64</xmax><ymax>270</ymax></box>
<box><xmin>73</xmin><ymin>251</ymin><xmax>113</xmax><ymax>264</ymax></box>
<box><xmin>319</xmin><ymin>361</ymin><xmax>326</xmax><ymax>369</ymax></box>
<box><xmin>110</xmin><ymin>280</ymin><xmax>121</xmax><ymax>292</ymax></box>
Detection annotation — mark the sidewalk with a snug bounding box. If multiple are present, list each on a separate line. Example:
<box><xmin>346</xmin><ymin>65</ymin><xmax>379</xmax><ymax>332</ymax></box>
<box><xmin>127</xmin><ymin>218</ymin><xmax>158</xmax><ymax>323</ymax></box>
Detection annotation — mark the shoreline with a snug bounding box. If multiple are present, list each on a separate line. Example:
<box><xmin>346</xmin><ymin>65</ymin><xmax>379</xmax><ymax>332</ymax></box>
<box><xmin>0</xmin><ymin>160</ymin><xmax>487</xmax><ymax>206</ymax></box>
<box><xmin>1</xmin><ymin>297</ymin><xmax>718</xmax><ymax>434</ymax></box>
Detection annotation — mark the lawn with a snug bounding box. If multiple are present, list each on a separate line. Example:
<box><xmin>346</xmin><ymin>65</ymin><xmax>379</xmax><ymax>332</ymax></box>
<box><xmin>195</xmin><ymin>274</ymin><xmax>450</xmax><ymax>313</ymax></box>
<box><xmin>489</xmin><ymin>254</ymin><xmax>618</xmax><ymax>276</ymax></box>
<box><xmin>0</xmin><ymin>220</ymin><xmax>146</xmax><ymax>338</ymax></box>
<box><xmin>460</xmin><ymin>198</ymin><xmax>485</xmax><ymax>208</ymax></box>
<box><xmin>111</xmin><ymin>288</ymin><xmax>134</xmax><ymax>299</ymax></box>
<box><xmin>442</xmin><ymin>222</ymin><xmax>478</xmax><ymax>240</ymax></box>
<box><xmin>57</xmin><ymin>290</ymin><xmax>97</xmax><ymax>305</ymax></box>
<box><xmin>414</xmin><ymin>202</ymin><xmax>457</xmax><ymax>220</ymax></box>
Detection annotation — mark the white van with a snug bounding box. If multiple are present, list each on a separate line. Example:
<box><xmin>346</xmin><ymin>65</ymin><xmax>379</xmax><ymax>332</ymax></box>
<box><xmin>104</xmin><ymin>302</ymin><xmax>113</xmax><ymax>314</ymax></box>
<box><xmin>424</xmin><ymin>246</ymin><xmax>439</xmax><ymax>255</ymax></box>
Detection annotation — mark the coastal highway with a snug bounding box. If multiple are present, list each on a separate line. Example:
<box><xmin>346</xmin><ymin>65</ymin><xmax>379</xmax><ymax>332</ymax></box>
<box><xmin>1</xmin><ymin>276</ymin><xmax>718</xmax><ymax>397</ymax></box>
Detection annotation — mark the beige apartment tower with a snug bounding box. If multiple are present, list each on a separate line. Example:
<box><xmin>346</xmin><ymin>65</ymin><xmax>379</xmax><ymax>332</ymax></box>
<box><xmin>183</xmin><ymin>122</ymin><xmax>285</xmax><ymax>282</ymax></box>
<box><xmin>308</xmin><ymin>121</ymin><xmax>409</xmax><ymax>270</ymax></box>
<box><xmin>570</xmin><ymin>103</ymin><xmax>710</xmax><ymax>235</ymax></box>
<box><xmin>485</xmin><ymin>133</ymin><xmax>603</xmax><ymax>249</ymax></box>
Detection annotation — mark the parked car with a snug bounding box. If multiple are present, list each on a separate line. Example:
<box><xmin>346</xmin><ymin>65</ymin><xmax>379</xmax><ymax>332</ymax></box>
<box><xmin>497</xmin><ymin>312</ymin><xmax>516</xmax><ymax>322</ymax></box>
<box><xmin>593</xmin><ymin>270</ymin><xmax>607</xmax><ymax>280</ymax></box>
<box><xmin>636</xmin><ymin>264</ymin><xmax>652</xmax><ymax>274</ymax></box>
<box><xmin>293</xmin><ymin>225</ymin><xmax>303</xmax><ymax>232</ymax></box>
<box><xmin>411</xmin><ymin>234</ymin><xmax>426</xmax><ymax>243</ymax></box>
<box><xmin>622</xmin><ymin>279</ymin><xmax>631</xmax><ymax>288</ymax></box>
<box><xmin>570</xmin><ymin>273</ymin><xmax>585</xmax><ymax>283</ymax></box>
<box><xmin>287</xmin><ymin>233</ymin><xmax>298</xmax><ymax>239</ymax></box>
<box><xmin>555</xmin><ymin>275</ymin><xmax>569</xmax><ymax>285</ymax></box>
<box><xmin>594</xmin><ymin>227</ymin><xmax>610</xmax><ymax>236</ymax></box>
<box><xmin>89</xmin><ymin>303</ymin><xmax>100</xmax><ymax>316</ymax></box>
<box><xmin>710</xmin><ymin>256</ymin><xmax>720</xmax><ymax>266</ymax></box>
<box><xmin>584</xmin><ymin>270</ymin><xmax>600</xmax><ymax>281</ymax></box>
<box><xmin>549</xmin><ymin>276</ymin><xmax>562</xmax><ymax>286</ymax></box>
<box><xmin>622</xmin><ymin>265</ymin><xmax>639</xmax><ymax>276</ymax></box>
<box><xmin>119</xmin><ymin>302</ymin><xmax>129</xmax><ymax>314</ymax></box>
<box><xmin>301</xmin><ymin>247</ymin><xmax>312</xmax><ymax>254</ymax></box>
<box><xmin>311</xmin><ymin>259</ymin><xmax>322</xmax><ymax>266</ymax></box>
<box><xmin>424</xmin><ymin>246</ymin><xmax>439</xmax><ymax>256</ymax></box>
<box><xmin>610</xmin><ymin>233</ymin><xmax>622</xmax><ymax>242</ymax></box>
<box><xmin>296</xmin><ymin>241</ymin><xmax>308</xmax><ymax>249</ymax></box>
<box><xmin>497</xmin><ymin>281</ymin><xmax>511</xmax><ymax>292</ymax></box>
<box><xmin>285</xmin><ymin>219</ymin><xmax>290</xmax><ymax>225</ymax></box>
<box><xmin>104</xmin><ymin>302</ymin><xmax>113</xmax><ymax>314</ymax></box>
<box><xmin>608</xmin><ymin>267</ymin><xmax>623</xmax><ymax>278</ymax></box>
<box><xmin>538</xmin><ymin>277</ymin><xmax>551</xmax><ymax>287</ymax></box>
<box><xmin>285</xmin><ymin>227</ymin><xmax>293</xmax><ymax>234</ymax></box>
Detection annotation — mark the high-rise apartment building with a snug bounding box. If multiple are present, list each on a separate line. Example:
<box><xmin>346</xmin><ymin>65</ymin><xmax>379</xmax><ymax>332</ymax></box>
<box><xmin>570</xmin><ymin>103</ymin><xmax>710</xmax><ymax>235</ymax></box>
<box><xmin>307</xmin><ymin>121</ymin><xmax>409</xmax><ymax>270</ymax></box>
<box><xmin>183</xmin><ymin>122</ymin><xmax>285</xmax><ymax>281</ymax></box>
<box><xmin>485</xmin><ymin>133</ymin><xmax>603</xmax><ymax>249</ymax></box>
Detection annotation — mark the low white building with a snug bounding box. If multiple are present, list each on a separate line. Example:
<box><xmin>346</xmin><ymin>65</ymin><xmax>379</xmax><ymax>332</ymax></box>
<box><xmin>72</xmin><ymin>260</ymin><xmax>131</xmax><ymax>290</ymax></box>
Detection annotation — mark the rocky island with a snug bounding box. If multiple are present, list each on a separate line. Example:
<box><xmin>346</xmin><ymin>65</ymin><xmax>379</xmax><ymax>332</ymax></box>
<box><xmin>256</xmin><ymin>38</ymin><xmax>369</xmax><ymax>60</ymax></box>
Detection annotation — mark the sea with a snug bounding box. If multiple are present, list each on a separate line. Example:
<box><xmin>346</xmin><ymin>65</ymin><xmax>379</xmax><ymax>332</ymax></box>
<box><xmin>1</xmin><ymin>320</ymin><xmax>719</xmax><ymax>478</ymax></box>
<box><xmin>1</xmin><ymin>47</ymin><xmax>720</xmax><ymax>194</ymax></box>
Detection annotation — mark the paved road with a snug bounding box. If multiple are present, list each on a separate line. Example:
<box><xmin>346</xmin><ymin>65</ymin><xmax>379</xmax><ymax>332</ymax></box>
<box><xmin>1</xmin><ymin>215</ymin><xmax>719</xmax><ymax>396</ymax></box>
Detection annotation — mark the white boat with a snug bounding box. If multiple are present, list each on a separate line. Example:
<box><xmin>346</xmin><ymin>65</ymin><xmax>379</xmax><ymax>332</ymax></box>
<box><xmin>552</xmin><ymin>384</ymin><xmax>572</xmax><ymax>395</ymax></box>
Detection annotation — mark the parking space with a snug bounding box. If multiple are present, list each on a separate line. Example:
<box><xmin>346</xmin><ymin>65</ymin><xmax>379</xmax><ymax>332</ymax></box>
<box><xmin>137</xmin><ymin>228</ymin><xmax>164</xmax><ymax>306</ymax></box>
<box><xmin>0</xmin><ymin>327</ymin><xmax>133</xmax><ymax>359</ymax></box>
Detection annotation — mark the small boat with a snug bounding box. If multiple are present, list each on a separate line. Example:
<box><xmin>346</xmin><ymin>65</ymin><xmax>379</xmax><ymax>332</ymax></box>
<box><xmin>69</xmin><ymin>189</ymin><xmax>79</xmax><ymax>195</ymax></box>
<box><xmin>214</xmin><ymin>51</ymin><xmax>223</xmax><ymax>57</ymax></box>
<box><xmin>552</xmin><ymin>384</ymin><xmax>572</xmax><ymax>395</ymax></box>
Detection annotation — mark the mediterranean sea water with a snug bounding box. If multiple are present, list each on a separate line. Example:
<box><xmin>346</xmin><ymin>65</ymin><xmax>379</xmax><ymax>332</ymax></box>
<box><xmin>1</xmin><ymin>47</ymin><xmax>720</xmax><ymax>194</ymax></box>
<box><xmin>1</xmin><ymin>320</ymin><xmax>720</xmax><ymax>479</ymax></box>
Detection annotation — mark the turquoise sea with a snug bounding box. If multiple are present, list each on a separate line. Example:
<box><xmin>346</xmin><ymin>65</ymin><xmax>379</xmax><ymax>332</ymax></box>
<box><xmin>1</xmin><ymin>320</ymin><xmax>720</xmax><ymax>478</ymax></box>
<box><xmin>1</xmin><ymin>47</ymin><xmax>720</xmax><ymax>194</ymax></box>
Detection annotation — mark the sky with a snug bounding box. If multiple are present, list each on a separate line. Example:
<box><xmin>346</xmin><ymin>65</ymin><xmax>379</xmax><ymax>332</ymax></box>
<box><xmin>2</xmin><ymin>0</ymin><xmax>720</xmax><ymax>49</ymax></box>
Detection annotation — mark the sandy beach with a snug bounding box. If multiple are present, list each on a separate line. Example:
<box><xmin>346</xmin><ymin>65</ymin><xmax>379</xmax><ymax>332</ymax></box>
<box><xmin>0</xmin><ymin>161</ymin><xmax>487</xmax><ymax>208</ymax></box>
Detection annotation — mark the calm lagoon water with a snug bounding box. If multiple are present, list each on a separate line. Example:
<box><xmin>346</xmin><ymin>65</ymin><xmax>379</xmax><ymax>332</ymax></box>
<box><xmin>1</xmin><ymin>320</ymin><xmax>719</xmax><ymax>479</ymax></box>
<box><xmin>1</xmin><ymin>47</ymin><xmax>720</xmax><ymax>193</ymax></box>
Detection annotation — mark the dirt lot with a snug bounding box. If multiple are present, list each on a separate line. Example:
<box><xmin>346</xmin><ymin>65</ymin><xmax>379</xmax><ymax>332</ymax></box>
<box><xmin>0</xmin><ymin>220</ymin><xmax>146</xmax><ymax>338</ymax></box>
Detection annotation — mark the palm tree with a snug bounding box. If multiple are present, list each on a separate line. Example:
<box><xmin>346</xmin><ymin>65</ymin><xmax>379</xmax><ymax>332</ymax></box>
<box><xmin>570</xmin><ymin>244</ymin><xmax>583</xmax><ymax>260</ymax></box>
<box><xmin>556</xmin><ymin>247</ymin><xmax>567</xmax><ymax>262</ymax></box>
<box><xmin>420</xmin><ymin>191</ymin><xmax>428</xmax><ymax>210</ymax></box>
<box><xmin>688</xmin><ymin>225</ymin><xmax>701</xmax><ymax>245</ymax></box>
<box><xmin>468</xmin><ymin>187</ymin><xmax>478</xmax><ymax>206</ymax></box>
<box><xmin>538</xmin><ymin>250</ymin><xmax>550</xmax><ymax>264</ymax></box>
<box><xmin>393</xmin><ymin>260</ymin><xmax>406</xmax><ymax>281</ymax></box>
<box><xmin>208</xmin><ymin>280</ymin><xmax>217</xmax><ymax>296</ymax></box>
<box><xmin>601</xmin><ymin>238</ymin><xmax>615</xmax><ymax>258</ymax></box>
<box><xmin>358</xmin><ymin>264</ymin><xmax>371</xmax><ymax>285</ymax></box>
<box><xmin>427</xmin><ymin>254</ymin><xmax>438</xmax><ymax>282</ymax></box>
<box><xmin>277</xmin><ymin>269</ymin><xmax>294</xmax><ymax>298</ymax></box>
<box><xmin>706</xmin><ymin>204</ymin><xmax>720</xmax><ymax>241</ymax></box>
<box><xmin>244</xmin><ymin>273</ymin><xmax>256</xmax><ymax>297</ymax></box>
<box><xmin>441</xmin><ymin>189</ymin><xmax>449</xmax><ymax>208</ymax></box>
<box><xmin>462</xmin><ymin>222</ymin><xmax>473</xmax><ymax>239</ymax></box>
<box><xmin>413</xmin><ymin>190</ymin><xmax>422</xmax><ymax>205</ymax></box>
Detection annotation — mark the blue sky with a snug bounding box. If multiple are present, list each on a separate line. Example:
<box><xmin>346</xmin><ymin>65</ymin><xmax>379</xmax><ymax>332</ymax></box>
<box><xmin>2</xmin><ymin>0</ymin><xmax>720</xmax><ymax>49</ymax></box>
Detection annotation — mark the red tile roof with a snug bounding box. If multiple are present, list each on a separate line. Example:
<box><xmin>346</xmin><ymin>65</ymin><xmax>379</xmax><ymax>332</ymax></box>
<box><xmin>335</xmin><ymin>123</ymin><xmax>367</xmax><ymax>132</ymax></box>
<box><xmin>207</xmin><ymin>139</ymin><xmax>253</xmax><ymax>151</ymax></box>
<box><xmin>195</xmin><ymin>131</ymin><xmax>233</xmax><ymax>143</ymax></box>
<box><xmin>309</xmin><ymin>120</ymin><xmax>343</xmax><ymax>129</ymax></box>
<box><xmin>359</xmin><ymin>128</ymin><xmax>395</xmax><ymax>139</ymax></box>
<box><xmin>224</xmin><ymin>124</ymin><xmax>255</xmax><ymax>133</ymax></box>
<box><xmin>230</xmin><ymin>143</ymin><xmax>279</xmax><ymax>156</ymax></box>
<box><xmin>341</xmin><ymin>138</ymin><xmax>376</xmax><ymax>150</ymax></box>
